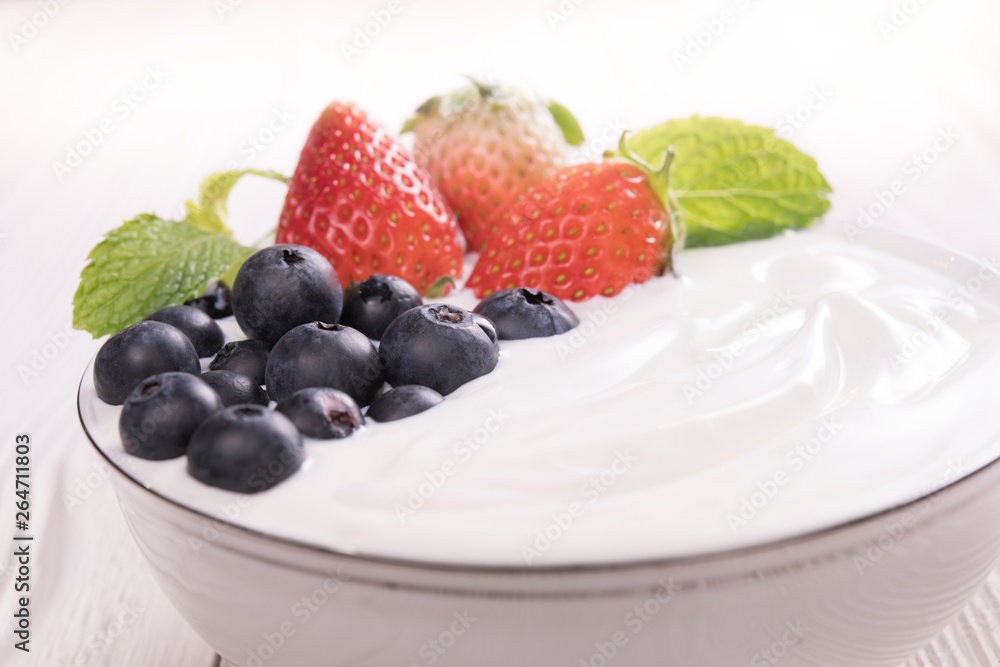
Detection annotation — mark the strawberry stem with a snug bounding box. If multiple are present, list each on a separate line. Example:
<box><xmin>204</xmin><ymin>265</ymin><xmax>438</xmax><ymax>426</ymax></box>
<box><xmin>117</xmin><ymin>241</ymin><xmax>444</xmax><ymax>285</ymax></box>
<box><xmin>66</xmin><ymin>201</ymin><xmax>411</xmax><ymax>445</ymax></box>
<box><xmin>617</xmin><ymin>131</ymin><xmax>651</xmax><ymax>168</ymax></box>
<box><xmin>650</xmin><ymin>146</ymin><xmax>675</xmax><ymax>197</ymax></box>
<box><xmin>464</xmin><ymin>76</ymin><xmax>495</xmax><ymax>100</ymax></box>
<box><xmin>617</xmin><ymin>131</ymin><xmax>675</xmax><ymax>201</ymax></box>
<box><xmin>617</xmin><ymin>131</ymin><xmax>683</xmax><ymax>275</ymax></box>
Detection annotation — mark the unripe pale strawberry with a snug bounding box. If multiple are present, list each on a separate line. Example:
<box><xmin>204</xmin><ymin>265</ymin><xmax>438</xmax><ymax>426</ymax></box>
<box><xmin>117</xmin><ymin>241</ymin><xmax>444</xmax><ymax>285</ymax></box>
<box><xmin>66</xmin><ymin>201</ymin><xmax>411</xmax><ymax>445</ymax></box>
<box><xmin>403</xmin><ymin>81</ymin><xmax>583</xmax><ymax>252</ymax></box>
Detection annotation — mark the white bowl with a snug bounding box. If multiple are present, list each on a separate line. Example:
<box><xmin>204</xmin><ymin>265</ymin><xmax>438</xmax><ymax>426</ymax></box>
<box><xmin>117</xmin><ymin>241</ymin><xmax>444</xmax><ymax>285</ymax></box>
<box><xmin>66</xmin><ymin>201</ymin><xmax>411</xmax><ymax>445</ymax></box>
<box><xmin>78</xmin><ymin>231</ymin><xmax>1000</xmax><ymax>667</ymax></box>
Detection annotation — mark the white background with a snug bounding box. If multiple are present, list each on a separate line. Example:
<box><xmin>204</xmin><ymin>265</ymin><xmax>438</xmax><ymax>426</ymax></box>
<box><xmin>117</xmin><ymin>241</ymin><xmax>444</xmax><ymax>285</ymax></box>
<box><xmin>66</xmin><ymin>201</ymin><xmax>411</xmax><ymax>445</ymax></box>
<box><xmin>1</xmin><ymin>0</ymin><xmax>999</xmax><ymax>665</ymax></box>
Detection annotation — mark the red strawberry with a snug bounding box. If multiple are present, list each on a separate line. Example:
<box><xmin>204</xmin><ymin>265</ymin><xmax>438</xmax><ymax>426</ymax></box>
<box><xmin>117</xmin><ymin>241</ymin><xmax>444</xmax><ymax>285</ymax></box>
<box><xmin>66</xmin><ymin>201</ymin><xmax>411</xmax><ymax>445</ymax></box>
<box><xmin>402</xmin><ymin>81</ymin><xmax>583</xmax><ymax>253</ymax></box>
<box><xmin>467</xmin><ymin>150</ymin><xmax>676</xmax><ymax>302</ymax></box>
<box><xmin>277</xmin><ymin>101</ymin><xmax>463</xmax><ymax>295</ymax></box>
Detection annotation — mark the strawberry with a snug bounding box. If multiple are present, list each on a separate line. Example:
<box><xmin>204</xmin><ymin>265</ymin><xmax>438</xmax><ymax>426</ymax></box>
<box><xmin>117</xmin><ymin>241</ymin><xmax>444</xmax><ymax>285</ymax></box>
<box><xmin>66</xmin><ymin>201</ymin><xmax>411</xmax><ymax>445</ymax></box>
<box><xmin>402</xmin><ymin>81</ymin><xmax>583</xmax><ymax>253</ymax></box>
<box><xmin>467</xmin><ymin>141</ymin><xmax>677</xmax><ymax>302</ymax></box>
<box><xmin>277</xmin><ymin>101</ymin><xmax>462</xmax><ymax>295</ymax></box>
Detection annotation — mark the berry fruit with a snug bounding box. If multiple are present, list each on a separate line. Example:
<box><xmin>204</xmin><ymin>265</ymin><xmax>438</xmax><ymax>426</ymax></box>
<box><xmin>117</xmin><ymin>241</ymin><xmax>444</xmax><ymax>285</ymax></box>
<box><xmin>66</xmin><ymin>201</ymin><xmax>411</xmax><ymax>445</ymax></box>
<box><xmin>340</xmin><ymin>274</ymin><xmax>422</xmax><ymax>340</ymax></box>
<box><xmin>94</xmin><ymin>321</ymin><xmax>200</xmax><ymax>405</ymax></box>
<box><xmin>119</xmin><ymin>372</ymin><xmax>223</xmax><ymax>460</ymax></box>
<box><xmin>275</xmin><ymin>387</ymin><xmax>364</xmax><ymax>439</ymax></box>
<box><xmin>266</xmin><ymin>322</ymin><xmax>383</xmax><ymax>406</ymax></box>
<box><xmin>209</xmin><ymin>340</ymin><xmax>272</xmax><ymax>386</ymax></box>
<box><xmin>276</xmin><ymin>101</ymin><xmax>463</xmax><ymax>294</ymax></box>
<box><xmin>366</xmin><ymin>385</ymin><xmax>443</xmax><ymax>423</ymax></box>
<box><xmin>473</xmin><ymin>288</ymin><xmax>579</xmax><ymax>340</ymax></box>
<box><xmin>403</xmin><ymin>81</ymin><xmax>582</xmax><ymax>251</ymax></box>
<box><xmin>184</xmin><ymin>281</ymin><xmax>233</xmax><ymax>319</ymax></box>
<box><xmin>379</xmin><ymin>304</ymin><xmax>498</xmax><ymax>395</ymax></box>
<box><xmin>468</xmin><ymin>144</ymin><xmax>675</xmax><ymax>302</ymax></box>
<box><xmin>232</xmin><ymin>244</ymin><xmax>344</xmax><ymax>345</ymax></box>
<box><xmin>187</xmin><ymin>405</ymin><xmax>305</xmax><ymax>493</ymax></box>
<box><xmin>145</xmin><ymin>305</ymin><xmax>226</xmax><ymax>357</ymax></box>
<box><xmin>200</xmin><ymin>370</ymin><xmax>270</xmax><ymax>407</ymax></box>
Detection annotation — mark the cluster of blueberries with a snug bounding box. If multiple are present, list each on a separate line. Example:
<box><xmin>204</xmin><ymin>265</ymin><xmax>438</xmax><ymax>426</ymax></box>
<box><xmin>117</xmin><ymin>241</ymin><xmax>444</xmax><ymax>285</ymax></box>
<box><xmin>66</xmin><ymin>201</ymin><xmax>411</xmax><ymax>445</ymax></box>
<box><xmin>93</xmin><ymin>244</ymin><xmax>579</xmax><ymax>493</ymax></box>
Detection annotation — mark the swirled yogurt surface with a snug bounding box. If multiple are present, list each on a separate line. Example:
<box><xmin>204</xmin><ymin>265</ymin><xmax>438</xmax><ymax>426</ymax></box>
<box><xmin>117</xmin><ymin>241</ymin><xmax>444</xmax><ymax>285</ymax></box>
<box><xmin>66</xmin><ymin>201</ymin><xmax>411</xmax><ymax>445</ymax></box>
<box><xmin>80</xmin><ymin>227</ymin><xmax>1000</xmax><ymax>565</ymax></box>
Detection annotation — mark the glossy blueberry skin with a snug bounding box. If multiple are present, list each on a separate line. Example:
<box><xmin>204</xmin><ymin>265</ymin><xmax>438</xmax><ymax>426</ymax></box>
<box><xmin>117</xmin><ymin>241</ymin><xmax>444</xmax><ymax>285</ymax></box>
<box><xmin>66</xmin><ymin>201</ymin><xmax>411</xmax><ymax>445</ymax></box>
<box><xmin>184</xmin><ymin>281</ymin><xmax>233</xmax><ymax>319</ymax></box>
<box><xmin>365</xmin><ymin>385</ymin><xmax>444</xmax><ymax>423</ymax></box>
<box><xmin>145</xmin><ymin>305</ymin><xmax>226</xmax><ymax>357</ymax></box>
<box><xmin>119</xmin><ymin>372</ymin><xmax>223</xmax><ymax>460</ymax></box>
<box><xmin>94</xmin><ymin>321</ymin><xmax>201</xmax><ymax>405</ymax></box>
<box><xmin>232</xmin><ymin>244</ymin><xmax>343</xmax><ymax>345</ymax></box>
<box><xmin>473</xmin><ymin>288</ymin><xmax>579</xmax><ymax>340</ymax></box>
<box><xmin>265</xmin><ymin>322</ymin><xmax>383</xmax><ymax>406</ymax></box>
<box><xmin>275</xmin><ymin>387</ymin><xmax>364</xmax><ymax>439</ymax></box>
<box><xmin>200</xmin><ymin>370</ymin><xmax>270</xmax><ymax>407</ymax></box>
<box><xmin>187</xmin><ymin>405</ymin><xmax>304</xmax><ymax>493</ymax></box>
<box><xmin>378</xmin><ymin>304</ymin><xmax>499</xmax><ymax>396</ymax></box>
<box><xmin>209</xmin><ymin>340</ymin><xmax>272</xmax><ymax>386</ymax></box>
<box><xmin>340</xmin><ymin>274</ymin><xmax>423</xmax><ymax>340</ymax></box>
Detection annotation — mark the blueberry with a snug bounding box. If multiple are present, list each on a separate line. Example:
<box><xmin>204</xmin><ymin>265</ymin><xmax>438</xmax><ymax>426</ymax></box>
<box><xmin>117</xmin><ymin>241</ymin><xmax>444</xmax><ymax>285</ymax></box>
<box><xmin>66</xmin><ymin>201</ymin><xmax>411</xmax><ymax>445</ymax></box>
<box><xmin>276</xmin><ymin>387</ymin><xmax>364</xmax><ymax>439</ymax></box>
<box><xmin>200</xmin><ymin>370</ymin><xmax>270</xmax><ymax>407</ymax></box>
<box><xmin>366</xmin><ymin>385</ymin><xmax>443</xmax><ymax>423</ymax></box>
<box><xmin>473</xmin><ymin>288</ymin><xmax>579</xmax><ymax>340</ymax></box>
<box><xmin>232</xmin><ymin>244</ymin><xmax>343</xmax><ymax>345</ymax></box>
<box><xmin>266</xmin><ymin>322</ymin><xmax>383</xmax><ymax>406</ymax></box>
<box><xmin>184</xmin><ymin>281</ymin><xmax>233</xmax><ymax>319</ymax></box>
<box><xmin>340</xmin><ymin>274</ymin><xmax>423</xmax><ymax>340</ymax></box>
<box><xmin>378</xmin><ymin>304</ymin><xmax>499</xmax><ymax>395</ymax></box>
<box><xmin>187</xmin><ymin>405</ymin><xmax>304</xmax><ymax>493</ymax></box>
<box><xmin>145</xmin><ymin>305</ymin><xmax>226</xmax><ymax>357</ymax></box>
<box><xmin>119</xmin><ymin>372</ymin><xmax>223</xmax><ymax>460</ymax></box>
<box><xmin>209</xmin><ymin>340</ymin><xmax>272</xmax><ymax>386</ymax></box>
<box><xmin>94</xmin><ymin>321</ymin><xmax>201</xmax><ymax>405</ymax></box>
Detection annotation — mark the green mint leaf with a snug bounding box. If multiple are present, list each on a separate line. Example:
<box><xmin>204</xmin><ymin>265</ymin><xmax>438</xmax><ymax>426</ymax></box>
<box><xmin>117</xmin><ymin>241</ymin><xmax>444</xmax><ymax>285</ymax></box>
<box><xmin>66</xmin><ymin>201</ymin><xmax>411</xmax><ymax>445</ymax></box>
<box><xmin>547</xmin><ymin>101</ymin><xmax>585</xmax><ymax>147</ymax></box>
<box><xmin>617</xmin><ymin>116</ymin><xmax>831</xmax><ymax>247</ymax></box>
<box><xmin>424</xmin><ymin>275</ymin><xmax>455</xmax><ymax>299</ymax></box>
<box><xmin>73</xmin><ymin>169</ymin><xmax>289</xmax><ymax>337</ymax></box>
<box><xmin>219</xmin><ymin>257</ymin><xmax>246</xmax><ymax>288</ymax></box>
<box><xmin>184</xmin><ymin>169</ymin><xmax>288</xmax><ymax>235</ymax></box>
<box><xmin>73</xmin><ymin>215</ymin><xmax>251</xmax><ymax>337</ymax></box>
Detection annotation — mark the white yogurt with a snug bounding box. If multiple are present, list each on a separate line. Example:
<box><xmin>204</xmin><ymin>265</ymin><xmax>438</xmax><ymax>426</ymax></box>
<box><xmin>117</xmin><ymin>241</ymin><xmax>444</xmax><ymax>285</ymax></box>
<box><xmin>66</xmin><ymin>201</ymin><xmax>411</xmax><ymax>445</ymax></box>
<box><xmin>82</xmin><ymin>227</ymin><xmax>1000</xmax><ymax>565</ymax></box>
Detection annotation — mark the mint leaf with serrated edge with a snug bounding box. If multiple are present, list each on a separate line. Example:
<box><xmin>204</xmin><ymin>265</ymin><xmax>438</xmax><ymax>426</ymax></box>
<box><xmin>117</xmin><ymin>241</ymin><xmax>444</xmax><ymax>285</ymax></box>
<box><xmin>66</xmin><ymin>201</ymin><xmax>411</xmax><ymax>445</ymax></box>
<box><xmin>72</xmin><ymin>215</ymin><xmax>252</xmax><ymax>337</ymax></box>
<box><xmin>73</xmin><ymin>169</ymin><xmax>286</xmax><ymax>337</ymax></box>
<box><xmin>615</xmin><ymin>116</ymin><xmax>831</xmax><ymax>248</ymax></box>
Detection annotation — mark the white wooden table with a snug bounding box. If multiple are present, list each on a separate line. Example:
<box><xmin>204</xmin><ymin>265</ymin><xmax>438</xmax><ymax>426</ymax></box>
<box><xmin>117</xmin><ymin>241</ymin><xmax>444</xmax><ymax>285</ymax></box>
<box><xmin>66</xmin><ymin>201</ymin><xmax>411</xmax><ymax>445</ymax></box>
<box><xmin>3</xmin><ymin>0</ymin><xmax>1000</xmax><ymax>665</ymax></box>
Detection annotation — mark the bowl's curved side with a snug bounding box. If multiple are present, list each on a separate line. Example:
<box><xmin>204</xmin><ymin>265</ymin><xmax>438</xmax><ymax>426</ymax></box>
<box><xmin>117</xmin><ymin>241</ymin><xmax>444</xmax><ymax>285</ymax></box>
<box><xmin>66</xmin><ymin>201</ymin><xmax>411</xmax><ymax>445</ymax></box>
<box><xmin>106</xmin><ymin>444</ymin><xmax>1000</xmax><ymax>667</ymax></box>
